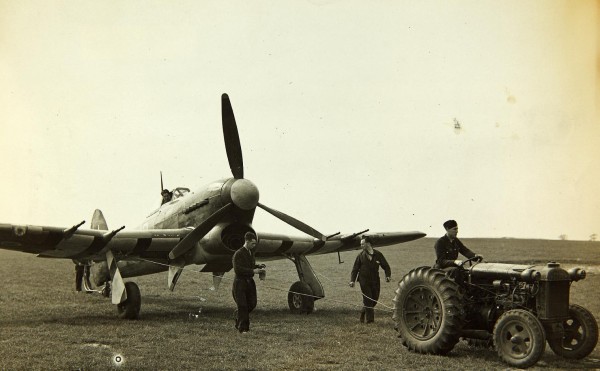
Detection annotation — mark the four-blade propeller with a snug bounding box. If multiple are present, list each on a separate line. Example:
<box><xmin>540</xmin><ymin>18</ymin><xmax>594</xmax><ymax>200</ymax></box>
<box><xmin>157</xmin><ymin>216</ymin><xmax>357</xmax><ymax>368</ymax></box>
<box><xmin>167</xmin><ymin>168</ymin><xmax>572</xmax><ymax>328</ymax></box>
<box><xmin>168</xmin><ymin>94</ymin><xmax>325</xmax><ymax>260</ymax></box>
<box><xmin>220</xmin><ymin>94</ymin><xmax>325</xmax><ymax>241</ymax></box>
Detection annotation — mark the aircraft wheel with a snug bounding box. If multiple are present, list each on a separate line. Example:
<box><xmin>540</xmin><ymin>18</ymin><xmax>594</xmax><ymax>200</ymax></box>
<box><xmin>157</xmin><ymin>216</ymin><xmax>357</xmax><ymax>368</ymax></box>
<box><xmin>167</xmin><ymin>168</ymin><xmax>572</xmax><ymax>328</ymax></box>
<box><xmin>117</xmin><ymin>282</ymin><xmax>141</xmax><ymax>320</ymax></box>
<box><xmin>548</xmin><ymin>304</ymin><xmax>598</xmax><ymax>359</ymax></box>
<box><xmin>288</xmin><ymin>281</ymin><xmax>314</xmax><ymax>314</ymax></box>
<box><xmin>493</xmin><ymin>309</ymin><xmax>546</xmax><ymax>368</ymax></box>
<box><xmin>393</xmin><ymin>266</ymin><xmax>464</xmax><ymax>355</ymax></box>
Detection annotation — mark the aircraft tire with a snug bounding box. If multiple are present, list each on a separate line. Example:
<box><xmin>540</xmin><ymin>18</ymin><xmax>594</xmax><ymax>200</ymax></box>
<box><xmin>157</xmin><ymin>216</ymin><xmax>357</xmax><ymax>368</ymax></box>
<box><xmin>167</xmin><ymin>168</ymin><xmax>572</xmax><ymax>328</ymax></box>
<box><xmin>393</xmin><ymin>266</ymin><xmax>464</xmax><ymax>355</ymax></box>
<box><xmin>117</xmin><ymin>282</ymin><xmax>141</xmax><ymax>320</ymax></box>
<box><xmin>288</xmin><ymin>281</ymin><xmax>314</xmax><ymax>314</ymax></box>
<box><xmin>547</xmin><ymin>304</ymin><xmax>598</xmax><ymax>359</ymax></box>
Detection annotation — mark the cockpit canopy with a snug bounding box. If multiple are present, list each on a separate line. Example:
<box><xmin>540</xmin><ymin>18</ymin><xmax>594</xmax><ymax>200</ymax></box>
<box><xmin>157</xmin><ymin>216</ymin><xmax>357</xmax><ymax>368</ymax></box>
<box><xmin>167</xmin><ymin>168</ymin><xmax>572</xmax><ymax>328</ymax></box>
<box><xmin>171</xmin><ymin>187</ymin><xmax>190</xmax><ymax>200</ymax></box>
<box><xmin>161</xmin><ymin>187</ymin><xmax>190</xmax><ymax>206</ymax></box>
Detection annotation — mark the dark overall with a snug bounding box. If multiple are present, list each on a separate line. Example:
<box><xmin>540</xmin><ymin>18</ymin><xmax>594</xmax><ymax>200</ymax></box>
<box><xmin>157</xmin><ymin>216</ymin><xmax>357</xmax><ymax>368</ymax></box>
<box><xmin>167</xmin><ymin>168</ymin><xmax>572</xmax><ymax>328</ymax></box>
<box><xmin>232</xmin><ymin>247</ymin><xmax>259</xmax><ymax>332</ymax></box>
<box><xmin>434</xmin><ymin>235</ymin><xmax>475</xmax><ymax>267</ymax></box>
<box><xmin>350</xmin><ymin>250</ymin><xmax>391</xmax><ymax>323</ymax></box>
<box><xmin>434</xmin><ymin>235</ymin><xmax>476</xmax><ymax>284</ymax></box>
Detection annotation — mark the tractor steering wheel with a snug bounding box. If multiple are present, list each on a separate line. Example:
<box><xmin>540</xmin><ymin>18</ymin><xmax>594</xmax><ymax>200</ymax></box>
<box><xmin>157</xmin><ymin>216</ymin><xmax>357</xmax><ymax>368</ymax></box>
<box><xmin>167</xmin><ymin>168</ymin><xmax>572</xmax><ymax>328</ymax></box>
<box><xmin>459</xmin><ymin>255</ymin><xmax>483</xmax><ymax>269</ymax></box>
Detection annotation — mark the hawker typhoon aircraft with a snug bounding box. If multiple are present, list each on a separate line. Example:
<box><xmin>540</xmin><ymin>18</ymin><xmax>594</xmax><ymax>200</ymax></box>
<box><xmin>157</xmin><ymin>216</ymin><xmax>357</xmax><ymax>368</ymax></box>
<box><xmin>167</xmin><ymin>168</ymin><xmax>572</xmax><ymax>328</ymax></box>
<box><xmin>0</xmin><ymin>94</ymin><xmax>426</xmax><ymax>319</ymax></box>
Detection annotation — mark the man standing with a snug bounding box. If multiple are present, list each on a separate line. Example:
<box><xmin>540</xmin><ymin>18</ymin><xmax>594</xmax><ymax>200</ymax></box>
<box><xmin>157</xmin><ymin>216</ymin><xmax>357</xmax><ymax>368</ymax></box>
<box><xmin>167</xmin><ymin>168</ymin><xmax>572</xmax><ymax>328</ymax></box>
<box><xmin>349</xmin><ymin>236</ymin><xmax>391</xmax><ymax>323</ymax></box>
<box><xmin>434</xmin><ymin>220</ymin><xmax>482</xmax><ymax>268</ymax></box>
<box><xmin>232</xmin><ymin>232</ymin><xmax>265</xmax><ymax>333</ymax></box>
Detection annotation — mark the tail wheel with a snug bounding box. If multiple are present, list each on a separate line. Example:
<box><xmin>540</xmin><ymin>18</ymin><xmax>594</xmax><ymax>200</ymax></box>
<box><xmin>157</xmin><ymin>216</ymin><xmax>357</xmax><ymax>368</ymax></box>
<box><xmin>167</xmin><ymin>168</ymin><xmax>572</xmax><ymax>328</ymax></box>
<box><xmin>493</xmin><ymin>309</ymin><xmax>546</xmax><ymax>368</ymax></box>
<box><xmin>393</xmin><ymin>266</ymin><xmax>464</xmax><ymax>355</ymax></box>
<box><xmin>548</xmin><ymin>304</ymin><xmax>599</xmax><ymax>359</ymax></box>
<box><xmin>288</xmin><ymin>281</ymin><xmax>314</xmax><ymax>314</ymax></box>
<box><xmin>117</xmin><ymin>282</ymin><xmax>141</xmax><ymax>320</ymax></box>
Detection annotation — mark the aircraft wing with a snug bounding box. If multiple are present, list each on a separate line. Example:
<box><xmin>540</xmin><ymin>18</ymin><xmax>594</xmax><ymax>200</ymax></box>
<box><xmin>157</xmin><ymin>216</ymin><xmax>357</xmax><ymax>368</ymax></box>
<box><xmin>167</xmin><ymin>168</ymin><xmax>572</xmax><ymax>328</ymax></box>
<box><xmin>0</xmin><ymin>223</ymin><xmax>192</xmax><ymax>260</ymax></box>
<box><xmin>254</xmin><ymin>230</ymin><xmax>426</xmax><ymax>259</ymax></box>
<box><xmin>0</xmin><ymin>221</ymin><xmax>425</xmax><ymax>262</ymax></box>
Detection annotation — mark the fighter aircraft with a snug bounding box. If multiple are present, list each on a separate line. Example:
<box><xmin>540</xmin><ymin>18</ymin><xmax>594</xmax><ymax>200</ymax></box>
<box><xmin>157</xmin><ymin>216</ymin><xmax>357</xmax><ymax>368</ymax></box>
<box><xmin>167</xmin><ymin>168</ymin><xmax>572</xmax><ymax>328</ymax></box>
<box><xmin>0</xmin><ymin>94</ymin><xmax>426</xmax><ymax>319</ymax></box>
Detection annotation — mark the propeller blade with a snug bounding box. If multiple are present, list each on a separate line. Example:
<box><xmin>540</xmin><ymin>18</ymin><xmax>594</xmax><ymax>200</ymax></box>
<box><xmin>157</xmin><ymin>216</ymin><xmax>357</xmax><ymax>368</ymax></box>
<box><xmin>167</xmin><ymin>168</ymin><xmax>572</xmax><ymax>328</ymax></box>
<box><xmin>160</xmin><ymin>171</ymin><xmax>164</xmax><ymax>191</ymax></box>
<box><xmin>168</xmin><ymin>203</ymin><xmax>234</xmax><ymax>260</ymax></box>
<box><xmin>257</xmin><ymin>202</ymin><xmax>326</xmax><ymax>241</ymax></box>
<box><xmin>221</xmin><ymin>93</ymin><xmax>244</xmax><ymax>179</ymax></box>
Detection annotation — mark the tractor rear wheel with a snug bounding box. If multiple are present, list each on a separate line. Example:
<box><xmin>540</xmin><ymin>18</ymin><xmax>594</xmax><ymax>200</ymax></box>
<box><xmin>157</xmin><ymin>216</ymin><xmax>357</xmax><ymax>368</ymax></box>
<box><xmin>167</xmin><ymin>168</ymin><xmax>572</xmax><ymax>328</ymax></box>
<box><xmin>548</xmin><ymin>304</ymin><xmax>599</xmax><ymax>359</ymax></box>
<box><xmin>393</xmin><ymin>266</ymin><xmax>464</xmax><ymax>355</ymax></box>
<box><xmin>493</xmin><ymin>309</ymin><xmax>546</xmax><ymax>368</ymax></box>
<box><xmin>288</xmin><ymin>281</ymin><xmax>314</xmax><ymax>314</ymax></box>
<box><xmin>117</xmin><ymin>282</ymin><xmax>141</xmax><ymax>320</ymax></box>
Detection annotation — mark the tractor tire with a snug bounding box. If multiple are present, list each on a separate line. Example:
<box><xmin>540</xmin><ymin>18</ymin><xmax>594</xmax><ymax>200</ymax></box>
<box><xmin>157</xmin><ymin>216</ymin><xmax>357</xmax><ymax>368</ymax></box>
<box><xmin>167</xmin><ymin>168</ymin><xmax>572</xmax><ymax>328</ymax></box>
<box><xmin>493</xmin><ymin>309</ymin><xmax>546</xmax><ymax>368</ymax></box>
<box><xmin>117</xmin><ymin>282</ymin><xmax>141</xmax><ymax>320</ymax></box>
<box><xmin>547</xmin><ymin>304</ymin><xmax>599</xmax><ymax>359</ymax></box>
<box><xmin>288</xmin><ymin>281</ymin><xmax>314</xmax><ymax>314</ymax></box>
<box><xmin>393</xmin><ymin>266</ymin><xmax>464</xmax><ymax>355</ymax></box>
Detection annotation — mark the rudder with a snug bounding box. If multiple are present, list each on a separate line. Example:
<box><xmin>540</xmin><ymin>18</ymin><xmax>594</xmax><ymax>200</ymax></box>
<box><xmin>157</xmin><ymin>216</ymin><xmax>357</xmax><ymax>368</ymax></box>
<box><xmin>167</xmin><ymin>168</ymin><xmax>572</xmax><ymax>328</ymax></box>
<box><xmin>91</xmin><ymin>209</ymin><xmax>108</xmax><ymax>230</ymax></box>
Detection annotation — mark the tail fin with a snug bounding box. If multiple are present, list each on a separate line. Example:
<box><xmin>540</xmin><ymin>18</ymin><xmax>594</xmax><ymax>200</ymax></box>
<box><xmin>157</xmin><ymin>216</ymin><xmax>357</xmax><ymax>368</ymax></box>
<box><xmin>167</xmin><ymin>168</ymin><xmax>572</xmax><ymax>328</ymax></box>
<box><xmin>91</xmin><ymin>209</ymin><xmax>109</xmax><ymax>231</ymax></box>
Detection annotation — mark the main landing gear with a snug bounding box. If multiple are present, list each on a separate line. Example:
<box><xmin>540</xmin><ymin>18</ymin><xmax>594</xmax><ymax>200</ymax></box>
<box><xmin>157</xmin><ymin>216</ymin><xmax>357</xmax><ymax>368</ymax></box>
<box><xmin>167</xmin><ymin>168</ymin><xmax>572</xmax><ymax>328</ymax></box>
<box><xmin>74</xmin><ymin>261</ymin><xmax>142</xmax><ymax>320</ymax></box>
<box><xmin>117</xmin><ymin>282</ymin><xmax>142</xmax><ymax>320</ymax></box>
<box><xmin>286</xmin><ymin>254</ymin><xmax>324</xmax><ymax>314</ymax></box>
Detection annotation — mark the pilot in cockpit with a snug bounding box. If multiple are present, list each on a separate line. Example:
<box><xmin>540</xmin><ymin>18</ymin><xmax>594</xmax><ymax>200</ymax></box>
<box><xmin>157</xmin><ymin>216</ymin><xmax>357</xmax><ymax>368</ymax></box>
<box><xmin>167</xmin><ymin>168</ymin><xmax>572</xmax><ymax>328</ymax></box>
<box><xmin>161</xmin><ymin>189</ymin><xmax>173</xmax><ymax>205</ymax></box>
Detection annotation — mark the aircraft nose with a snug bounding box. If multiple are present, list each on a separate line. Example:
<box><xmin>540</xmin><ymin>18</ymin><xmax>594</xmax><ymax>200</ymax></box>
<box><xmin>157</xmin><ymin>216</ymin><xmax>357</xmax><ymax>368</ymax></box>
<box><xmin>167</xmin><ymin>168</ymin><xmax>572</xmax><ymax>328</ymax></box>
<box><xmin>230</xmin><ymin>179</ymin><xmax>259</xmax><ymax>210</ymax></box>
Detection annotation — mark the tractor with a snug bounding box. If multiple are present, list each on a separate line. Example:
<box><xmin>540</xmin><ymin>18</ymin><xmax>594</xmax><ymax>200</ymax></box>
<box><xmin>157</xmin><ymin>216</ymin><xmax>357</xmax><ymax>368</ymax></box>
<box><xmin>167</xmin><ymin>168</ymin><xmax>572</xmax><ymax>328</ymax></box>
<box><xmin>392</xmin><ymin>259</ymin><xmax>598</xmax><ymax>368</ymax></box>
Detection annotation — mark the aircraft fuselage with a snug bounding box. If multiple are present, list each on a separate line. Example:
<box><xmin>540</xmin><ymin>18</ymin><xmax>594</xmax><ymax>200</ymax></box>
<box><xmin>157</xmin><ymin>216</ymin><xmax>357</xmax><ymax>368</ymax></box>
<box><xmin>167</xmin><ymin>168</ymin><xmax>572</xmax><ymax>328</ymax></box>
<box><xmin>140</xmin><ymin>177</ymin><xmax>258</xmax><ymax>253</ymax></box>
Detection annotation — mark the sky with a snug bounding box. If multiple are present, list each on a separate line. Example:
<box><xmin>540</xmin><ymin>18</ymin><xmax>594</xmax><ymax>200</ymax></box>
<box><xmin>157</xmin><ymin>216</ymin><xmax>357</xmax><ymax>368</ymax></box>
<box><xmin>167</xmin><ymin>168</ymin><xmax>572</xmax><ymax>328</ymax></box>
<box><xmin>0</xmin><ymin>0</ymin><xmax>598</xmax><ymax>241</ymax></box>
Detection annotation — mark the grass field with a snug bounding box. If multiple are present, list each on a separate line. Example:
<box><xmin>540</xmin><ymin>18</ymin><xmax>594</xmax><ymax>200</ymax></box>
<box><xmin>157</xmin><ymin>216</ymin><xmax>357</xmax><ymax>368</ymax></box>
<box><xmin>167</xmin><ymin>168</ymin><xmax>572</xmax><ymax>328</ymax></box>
<box><xmin>1</xmin><ymin>238</ymin><xmax>599</xmax><ymax>370</ymax></box>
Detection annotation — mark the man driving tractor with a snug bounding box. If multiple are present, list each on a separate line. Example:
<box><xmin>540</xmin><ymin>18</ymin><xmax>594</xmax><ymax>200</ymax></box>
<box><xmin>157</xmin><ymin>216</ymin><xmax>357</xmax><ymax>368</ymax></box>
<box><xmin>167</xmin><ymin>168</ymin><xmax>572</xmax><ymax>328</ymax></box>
<box><xmin>434</xmin><ymin>219</ymin><xmax>483</xmax><ymax>268</ymax></box>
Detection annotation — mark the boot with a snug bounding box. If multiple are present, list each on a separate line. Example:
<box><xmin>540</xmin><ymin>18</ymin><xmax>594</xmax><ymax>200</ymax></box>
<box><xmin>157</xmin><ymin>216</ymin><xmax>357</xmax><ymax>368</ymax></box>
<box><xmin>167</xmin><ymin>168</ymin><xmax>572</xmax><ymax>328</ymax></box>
<box><xmin>359</xmin><ymin>308</ymin><xmax>365</xmax><ymax>323</ymax></box>
<box><xmin>366</xmin><ymin>307</ymin><xmax>375</xmax><ymax>323</ymax></box>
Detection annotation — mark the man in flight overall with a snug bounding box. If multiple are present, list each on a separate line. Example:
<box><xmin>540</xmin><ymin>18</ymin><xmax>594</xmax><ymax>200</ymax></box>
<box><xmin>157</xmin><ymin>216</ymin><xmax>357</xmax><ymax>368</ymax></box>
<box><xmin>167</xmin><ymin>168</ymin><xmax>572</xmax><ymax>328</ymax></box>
<box><xmin>232</xmin><ymin>232</ymin><xmax>265</xmax><ymax>333</ymax></box>
<box><xmin>349</xmin><ymin>236</ymin><xmax>391</xmax><ymax>323</ymax></box>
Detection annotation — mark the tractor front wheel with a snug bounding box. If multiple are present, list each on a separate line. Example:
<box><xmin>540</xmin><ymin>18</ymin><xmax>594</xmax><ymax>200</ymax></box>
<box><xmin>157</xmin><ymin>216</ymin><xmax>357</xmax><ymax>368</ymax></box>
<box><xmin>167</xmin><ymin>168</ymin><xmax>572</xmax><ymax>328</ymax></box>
<box><xmin>493</xmin><ymin>309</ymin><xmax>546</xmax><ymax>368</ymax></box>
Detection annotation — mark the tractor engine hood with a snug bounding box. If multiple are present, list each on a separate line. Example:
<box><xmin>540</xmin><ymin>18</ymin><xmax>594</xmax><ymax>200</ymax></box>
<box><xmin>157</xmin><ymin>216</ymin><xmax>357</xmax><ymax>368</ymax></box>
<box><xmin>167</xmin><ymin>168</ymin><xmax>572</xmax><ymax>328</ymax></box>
<box><xmin>468</xmin><ymin>261</ymin><xmax>586</xmax><ymax>283</ymax></box>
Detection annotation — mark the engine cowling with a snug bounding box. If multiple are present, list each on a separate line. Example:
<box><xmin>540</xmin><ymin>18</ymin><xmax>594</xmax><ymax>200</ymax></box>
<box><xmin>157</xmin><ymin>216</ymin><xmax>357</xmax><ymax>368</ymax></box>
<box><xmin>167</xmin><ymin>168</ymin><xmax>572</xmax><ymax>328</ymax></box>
<box><xmin>189</xmin><ymin>222</ymin><xmax>255</xmax><ymax>265</ymax></box>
